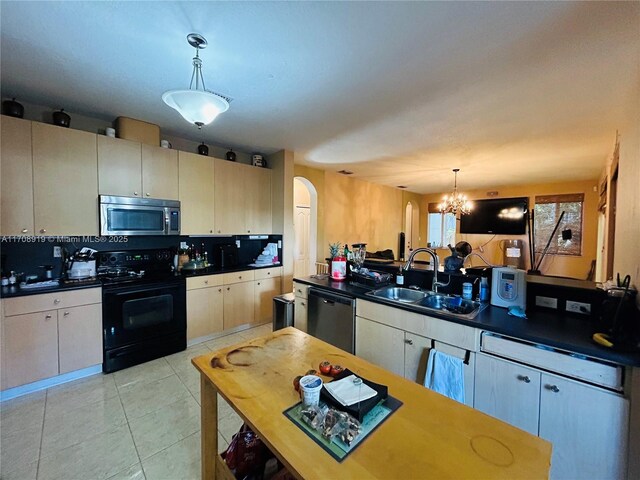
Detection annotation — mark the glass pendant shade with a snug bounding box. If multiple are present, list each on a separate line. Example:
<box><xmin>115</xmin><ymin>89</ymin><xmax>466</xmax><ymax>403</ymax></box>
<box><xmin>162</xmin><ymin>89</ymin><xmax>229</xmax><ymax>127</ymax></box>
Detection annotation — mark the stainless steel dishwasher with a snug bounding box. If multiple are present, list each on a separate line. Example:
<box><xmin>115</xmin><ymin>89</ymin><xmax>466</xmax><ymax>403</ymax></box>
<box><xmin>307</xmin><ymin>288</ymin><xmax>356</xmax><ymax>353</ymax></box>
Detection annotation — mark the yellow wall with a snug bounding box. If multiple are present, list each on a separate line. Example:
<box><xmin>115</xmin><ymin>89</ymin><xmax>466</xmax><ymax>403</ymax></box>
<box><xmin>294</xmin><ymin>166</ymin><xmax>414</xmax><ymax>261</ymax></box>
<box><xmin>422</xmin><ymin>179</ymin><xmax>599</xmax><ymax>279</ymax></box>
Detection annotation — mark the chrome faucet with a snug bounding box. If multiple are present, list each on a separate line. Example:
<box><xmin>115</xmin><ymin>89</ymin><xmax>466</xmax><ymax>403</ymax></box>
<box><xmin>403</xmin><ymin>248</ymin><xmax>450</xmax><ymax>293</ymax></box>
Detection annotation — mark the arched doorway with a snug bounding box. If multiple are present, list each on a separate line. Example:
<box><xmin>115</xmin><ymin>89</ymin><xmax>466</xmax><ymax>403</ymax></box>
<box><xmin>293</xmin><ymin>177</ymin><xmax>318</xmax><ymax>278</ymax></box>
<box><xmin>404</xmin><ymin>200</ymin><xmax>420</xmax><ymax>257</ymax></box>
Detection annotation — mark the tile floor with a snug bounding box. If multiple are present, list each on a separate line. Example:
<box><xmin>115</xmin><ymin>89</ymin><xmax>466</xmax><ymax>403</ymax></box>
<box><xmin>0</xmin><ymin>323</ymin><xmax>274</xmax><ymax>480</ymax></box>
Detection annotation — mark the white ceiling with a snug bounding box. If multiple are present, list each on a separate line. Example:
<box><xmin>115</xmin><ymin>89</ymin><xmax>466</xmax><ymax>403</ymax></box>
<box><xmin>1</xmin><ymin>1</ymin><xmax>638</xmax><ymax>194</ymax></box>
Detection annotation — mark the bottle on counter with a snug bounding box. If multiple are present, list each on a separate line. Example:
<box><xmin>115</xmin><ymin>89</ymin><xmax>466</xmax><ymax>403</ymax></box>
<box><xmin>9</xmin><ymin>271</ymin><xmax>17</xmax><ymax>285</ymax></box>
<box><xmin>462</xmin><ymin>282</ymin><xmax>473</xmax><ymax>300</ymax></box>
<box><xmin>479</xmin><ymin>277</ymin><xmax>489</xmax><ymax>302</ymax></box>
<box><xmin>396</xmin><ymin>267</ymin><xmax>404</xmax><ymax>286</ymax></box>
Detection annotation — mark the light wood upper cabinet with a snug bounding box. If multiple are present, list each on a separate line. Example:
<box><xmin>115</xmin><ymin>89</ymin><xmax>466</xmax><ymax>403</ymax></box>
<box><xmin>32</xmin><ymin>123</ymin><xmax>98</xmax><ymax>236</ymax></box>
<box><xmin>97</xmin><ymin>136</ymin><xmax>142</xmax><ymax>197</ymax></box>
<box><xmin>0</xmin><ymin>116</ymin><xmax>34</xmax><ymax>235</ymax></box>
<box><xmin>179</xmin><ymin>151</ymin><xmax>215</xmax><ymax>234</ymax></box>
<box><xmin>142</xmin><ymin>144</ymin><xmax>178</xmax><ymax>200</ymax></box>
<box><xmin>214</xmin><ymin>159</ymin><xmax>272</xmax><ymax>234</ymax></box>
<box><xmin>57</xmin><ymin>303</ymin><xmax>102</xmax><ymax>374</ymax></box>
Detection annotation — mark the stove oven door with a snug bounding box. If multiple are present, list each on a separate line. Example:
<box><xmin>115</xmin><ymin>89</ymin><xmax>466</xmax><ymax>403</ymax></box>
<box><xmin>102</xmin><ymin>281</ymin><xmax>186</xmax><ymax>353</ymax></box>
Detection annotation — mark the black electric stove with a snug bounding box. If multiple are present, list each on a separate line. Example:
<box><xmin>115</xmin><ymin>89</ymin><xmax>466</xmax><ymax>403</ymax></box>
<box><xmin>98</xmin><ymin>249</ymin><xmax>186</xmax><ymax>373</ymax></box>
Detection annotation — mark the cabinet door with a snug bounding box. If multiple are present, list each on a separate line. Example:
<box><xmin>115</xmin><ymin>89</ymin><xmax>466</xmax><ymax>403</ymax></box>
<box><xmin>1</xmin><ymin>310</ymin><xmax>59</xmax><ymax>389</ymax></box>
<box><xmin>405</xmin><ymin>333</ymin><xmax>476</xmax><ymax>407</ymax></box>
<box><xmin>355</xmin><ymin>317</ymin><xmax>405</xmax><ymax>377</ymax></box>
<box><xmin>32</xmin><ymin>123</ymin><xmax>98</xmax><ymax>235</ymax></box>
<box><xmin>254</xmin><ymin>278</ymin><xmax>281</xmax><ymax>326</ymax></box>
<box><xmin>187</xmin><ymin>286</ymin><xmax>224</xmax><ymax>341</ymax></box>
<box><xmin>1</xmin><ymin>116</ymin><xmax>34</xmax><ymax>235</ymax></box>
<box><xmin>58</xmin><ymin>303</ymin><xmax>102</xmax><ymax>374</ymax></box>
<box><xmin>141</xmin><ymin>145</ymin><xmax>178</xmax><ymax>200</ymax></box>
<box><xmin>223</xmin><ymin>282</ymin><xmax>255</xmax><ymax>330</ymax></box>
<box><xmin>294</xmin><ymin>296</ymin><xmax>308</xmax><ymax>332</ymax></box>
<box><xmin>539</xmin><ymin>373</ymin><xmax>629</xmax><ymax>480</ymax></box>
<box><xmin>474</xmin><ymin>353</ymin><xmax>541</xmax><ymax>435</ymax></box>
<box><xmin>245</xmin><ymin>167</ymin><xmax>272</xmax><ymax>234</ymax></box>
<box><xmin>179</xmin><ymin>151</ymin><xmax>215</xmax><ymax>234</ymax></box>
<box><xmin>214</xmin><ymin>159</ymin><xmax>246</xmax><ymax>234</ymax></box>
<box><xmin>97</xmin><ymin>136</ymin><xmax>142</xmax><ymax>197</ymax></box>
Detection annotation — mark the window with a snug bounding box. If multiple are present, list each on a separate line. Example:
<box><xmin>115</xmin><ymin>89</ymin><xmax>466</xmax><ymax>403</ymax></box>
<box><xmin>427</xmin><ymin>203</ymin><xmax>456</xmax><ymax>248</ymax></box>
<box><xmin>534</xmin><ymin>193</ymin><xmax>583</xmax><ymax>256</ymax></box>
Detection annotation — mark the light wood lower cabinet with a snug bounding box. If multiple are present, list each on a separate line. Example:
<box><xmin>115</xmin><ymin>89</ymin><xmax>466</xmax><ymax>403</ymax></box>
<box><xmin>1</xmin><ymin>288</ymin><xmax>102</xmax><ymax>390</ymax></box>
<box><xmin>475</xmin><ymin>352</ymin><xmax>629</xmax><ymax>480</ymax></box>
<box><xmin>254</xmin><ymin>277</ymin><xmax>281</xmax><ymax>325</ymax></box>
<box><xmin>355</xmin><ymin>316</ymin><xmax>405</xmax><ymax>377</ymax></box>
<box><xmin>293</xmin><ymin>282</ymin><xmax>308</xmax><ymax>332</ymax></box>
<box><xmin>57</xmin><ymin>303</ymin><xmax>103</xmax><ymax>374</ymax></box>
<box><xmin>1</xmin><ymin>310</ymin><xmax>59</xmax><ymax>390</ymax></box>
<box><xmin>224</xmin><ymin>282</ymin><xmax>255</xmax><ymax>330</ymax></box>
<box><xmin>187</xmin><ymin>285</ymin><xmax>224</xmax><ymax>341</ymax></box>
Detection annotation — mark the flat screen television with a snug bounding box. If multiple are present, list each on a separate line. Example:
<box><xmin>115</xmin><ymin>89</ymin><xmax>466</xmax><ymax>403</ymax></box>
<box><xmin>459</xmin><ymin>197</ymin><xmax>528</xmax><ymax>235</ymax></box>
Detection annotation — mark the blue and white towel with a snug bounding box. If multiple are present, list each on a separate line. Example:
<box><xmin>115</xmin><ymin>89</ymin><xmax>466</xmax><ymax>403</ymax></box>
<box><xmin>423</xmin><ymin>349</ymin><xmax>465</xmax><ymax>403</ymax></box>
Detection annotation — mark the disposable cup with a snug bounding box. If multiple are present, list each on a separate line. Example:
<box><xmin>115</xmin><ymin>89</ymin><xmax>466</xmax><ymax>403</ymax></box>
<box><xmin>300</xmin><ymin>375</ymin><xmax>323</xmax><ymax>407</ymax></box>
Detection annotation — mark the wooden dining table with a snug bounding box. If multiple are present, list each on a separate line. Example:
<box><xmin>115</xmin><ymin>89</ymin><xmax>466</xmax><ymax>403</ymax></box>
<box><xmin>192</xmin><ymin>327</ymin><xmax>551</xmax><ymax>479</ymax></box>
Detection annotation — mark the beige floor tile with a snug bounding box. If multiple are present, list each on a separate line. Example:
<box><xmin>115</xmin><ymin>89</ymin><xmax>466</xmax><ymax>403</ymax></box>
<box><xmin>0</xmin><ymin>390</ymin><xmax>45</xmax><ymax>426</ymax></box>
<box><xmin>37</xmin><ymin>424</ymin><xmax>138</xmax><ymax>480</ymax></box>
<box><xmin>113</xmin><ymin>358</ymin><xmax>173</xmax><ymax>390</ymax></box>
<box><xmin>165</xmin><ymin>344</ymin><xmax>211</xmax><ymax>374</ymax></box>
<box><xmin>106</xmin><ymin>462</ymin><xmax>146</xmax><ymax>480</ymax></box>
<box><xmin>119</xmin><ymin>374</ymin><xmax>190</xmax><ymax>420</ymax></box>
<box><xmin>217</xmin><ymin>405</ymin><xmax>243</xmax><ymax>443</ymax></box>
<box><xmin>142</xmin><ymin>431</ymin><xmax>200</xmax><ymax>480</ymax></box>
<box><xmin>204</xmin><ymin>332</ymin><xmax>246</xmax><ymax>352</ymax></box>
<box><xmin>1</xmin><ymin>460</ymin><xmax>38</xmax><ymax>480</ymax></box>
<box><xmin>237</xmin><ymin>322</ymin><xmax>272</xmax><ymax>340</ymax></box>
<box><xmin>128</xmin><ymin>396</ymin><xmax>200</xmax><ymax>460</ymax></box>
<box><xmin>181</xmin><ymin>373</ymin><xmax>202</xmax><ymax>404</ymax></box>
<box><xmin>1</xmin><ymin>404</ymin><xmax>43</xmax><ymax>476</ymax></box>
<box><xmin>218</xmin><ymin>431</ymin><xmax>229</xmax><ymax>454</ymax></box>
<box><xmin>41</xmin><ymin>395</ymin><xmax>127</xmax><ymax>457</ymax></box>
<box><xmin>45</xmin><ymin>374</ymin><xmax>117</xmax><ymax>418</ymax></box>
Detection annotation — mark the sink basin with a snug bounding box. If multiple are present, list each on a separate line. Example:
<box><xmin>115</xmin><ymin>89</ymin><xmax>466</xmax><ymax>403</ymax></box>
<box><xmin>366</xmin><ymin>286</ymin><xmax>487</xmax><ymax>319</ymax></box>
<box><xmin>367</xmin><ymin>286</ymin><xmax>428</xmax><ymax>303</ymax></box>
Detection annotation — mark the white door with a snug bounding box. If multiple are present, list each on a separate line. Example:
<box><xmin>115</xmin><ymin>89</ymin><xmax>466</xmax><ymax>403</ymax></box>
<box><xmin>405</xmin><ymin>202</ymin><xmax>413</xmax><ymax>256</ymax></box>
<box><xmin>294</xmin><ymin>206</ymin><xmax>311</xmax><ymax>277</ymax></box>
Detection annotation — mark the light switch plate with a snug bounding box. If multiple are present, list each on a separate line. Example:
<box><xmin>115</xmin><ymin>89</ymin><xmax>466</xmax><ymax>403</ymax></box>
<box><xmin>53</xmin><ymin>246</ymin><xmax>63</xmax><ymax>258</ymax></box>
<box><xmin>535</xmin><ymin>296</ymin><xmax>558</xmax><ymax>309</ymax></box>
<box><xmin>236</xmin><ymin>240</ymin><xmax>241</xmax><ymax>248</ymax></box>
<box><xmin>278</xmin><ymin>240</ymin><xmax>282</xmax><ymax>248</ymax></box>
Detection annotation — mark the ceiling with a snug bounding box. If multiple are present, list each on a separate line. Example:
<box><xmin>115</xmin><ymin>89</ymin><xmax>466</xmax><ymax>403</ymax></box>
<box><xmin>1</xmin><ymin>1</ymin><xmax>638</xmax><ymax>194</ymax></box>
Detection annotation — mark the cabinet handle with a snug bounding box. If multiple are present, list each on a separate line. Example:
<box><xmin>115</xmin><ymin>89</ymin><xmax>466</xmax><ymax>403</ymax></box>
<box><xmin>267</xmin><ymin>272</ymin><xmax>271</xmax><ymax>276</ymax></box>
<box><xmin>21</xmin><ymin>228</ymin><xmax>28</xmax><ymax>233</ymax></box>
<box><xmin>45</xmin><ymin>314</ymin><xmax>52</xmax><ymax>319</ymax></box>
<box><xmin>227</xmin><ymin>287</ymin><xmax>230</xmax><ymax>291</ymax></box>
<box><xmin>300</xmin><ymin>302</ymin><xmax>305</xmax><ymax>307</ymax></box>
<box><xmin>297</xmin><ymin>289</ymin><xmax>302</xmax><ymax>293</ymax></box>
<box><xmin>63</xmin><ymin>311</ymin><xmax>70</xmax><ymax>316</ymax></box>
<box><xmin>545</xmin><ymin>384</ymin><xmax>560</xmax><ymax>393</ymax></box>
<box><xmin>146</xmin><ymin>193</ymin><xmax>150</xmax><ymax>197</ymax></box>
<box><xmin>40</xmin><ymin>228</ymin><xmax>47</xmax><ymax>234</ymax></box>
<box><xmin>238</xmin><ymin>276</ymin><xmax>242</xmax><ymax>280</ymax></box>
<box><xmin>204</xmin><ymin>280</ymin><xmax>209</xmax><ymax>285</ymax></box>
<box><xmin>210</xmin><ymin>230</ymin><xmax>213</xmax><ymax>233</ymax></box>
<box><xmin>257</xmin><ymin>282</ymin><xmax>261</xmax><ymax>286</ymax></box>
<box><xmin>134</xmin><ymin>191</ymin><xmax>139</xmax><ymax>196</ymax></box>
<box><xmin>404</xmin><ymin>339</ymin><xmax>413</xmax><ymax>345</ymax></box>
<box><xmin>218</xmin><ymin>288</ymin><xmax>222</xmax><ymax>292</ymax></box>
<box><xmin>218</xmin><ymin>230</ymin><xmax>221</xmax><ymax>233</ymax></box>
<box><xmin>517</xmin><ymin>375</ymin><xmax>531</xmax><ymax>383</ymax></box>
<box><xmin>54</xmin><ymin>299</ymin><xmax>60</xmax><ymax>304</ymax></box>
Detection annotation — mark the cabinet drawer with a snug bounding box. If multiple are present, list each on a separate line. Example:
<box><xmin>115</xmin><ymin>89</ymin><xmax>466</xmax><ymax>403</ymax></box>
<box><xmin>187</xmin><ymin>275</ymin><xmax>223</xmax><ymax>291</ymax></box>
<box><xmin>294</xmin><ymin>282</ymin><xmax>309</xmax><ymax>299</ymax></box>
<box><xmin>254</xmin><ymin>267</ymin><xmax>282</xmax><ymax>280</ymax></box>
<box><xmin>481</xmin><ymin>332</ymin><xmax>623</xmax><ymax>391</ymax></box>
<box><xmin>223</xmin><ymin>270</ymin><xmax>255</xmax><ymax>285</ymax></box>
<box><xmin>3</xmin><ymin>287</ymin><xmax>102</xmax><ymax>317</ymax></box>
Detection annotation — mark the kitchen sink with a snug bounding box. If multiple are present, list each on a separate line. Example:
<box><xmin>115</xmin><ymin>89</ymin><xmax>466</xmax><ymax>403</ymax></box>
<box><xmin>366</xmin><ymin>286</ymin><xmax>428</xmax><ymax>303</ymax></box>
<box><xmin>366</xmin><ymin>287</ymin><xmax>487</xmax><ymax>319</ymax></box>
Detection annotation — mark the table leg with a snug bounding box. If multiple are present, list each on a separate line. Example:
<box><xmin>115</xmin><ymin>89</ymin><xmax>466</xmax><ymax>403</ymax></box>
<box><xmin>201</xmin><ymin>374</ymin><xmax>218</xmax><ymax>480</ymax></box>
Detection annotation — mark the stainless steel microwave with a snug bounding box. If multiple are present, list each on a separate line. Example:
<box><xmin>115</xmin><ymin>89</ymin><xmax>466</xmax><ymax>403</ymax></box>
<box><xmin>99</xmin><ymin>195</ymin><xmax>180</xmax><ymax>236</ymax></box>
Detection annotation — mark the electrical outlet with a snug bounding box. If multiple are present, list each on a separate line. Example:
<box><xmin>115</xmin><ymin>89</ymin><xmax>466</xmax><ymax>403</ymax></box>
<box><xmin>236</xmin><ymin>240</ymin><xmax>241</xmax><ymax>248</ymax></box>
<box><xmin>535</xmin><ymin>296</ymin><xmax>558</xmax><ymax>309</ymax></box>
<box><xmin>53</xmin><ymin>246</ymin><xmax>62</xmax><ymax>258</ymax></box>
<box><xmin>277</xmin><ymin>240</ymin><xmax>282</xmax><ymax>249</ymax></box>
<box><xmin>566</xmin><ymin>300</ymin><xmax>591</xmax><ymax>315</ymax></box>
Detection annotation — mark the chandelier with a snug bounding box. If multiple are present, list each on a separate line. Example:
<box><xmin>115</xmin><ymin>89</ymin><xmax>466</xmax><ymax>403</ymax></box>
<box><xmin>438</xmin><ymin>168</ymin><xmax>472</xmax><ymax>215</ymax></box>
<box><xmin>162</xmin><ymin>34</ymin><xmax>230</xmax><ymax>129</ymax></box>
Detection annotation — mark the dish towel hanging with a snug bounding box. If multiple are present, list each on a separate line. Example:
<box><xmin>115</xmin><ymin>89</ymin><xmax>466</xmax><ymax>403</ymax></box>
<box><xmin>423</xmin><ymin>349</ymin><xmax>465</xmax><ymax>403</ymax></box>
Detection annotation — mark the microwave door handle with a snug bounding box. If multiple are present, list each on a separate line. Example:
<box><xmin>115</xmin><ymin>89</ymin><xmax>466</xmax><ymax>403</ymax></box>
<box><xmin>164</xmin><ymin>209</ymin><xmax>170</xmax><ymax>235</ymax></box>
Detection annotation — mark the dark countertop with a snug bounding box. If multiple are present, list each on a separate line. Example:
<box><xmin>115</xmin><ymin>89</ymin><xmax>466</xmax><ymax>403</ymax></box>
<box><xmin>1</xmin><ymin>279</ymin><xmax>103</xmax><ymax>299</ymax></box>
<box><xmin>294</xmin><ymin>276</ymin><xmax>640</xmax><ymax>367</ymax></box>
<box><xmin>1</xmin><ymin>263</ymin><xmax>282</xmax><ymax>299</ymax></box>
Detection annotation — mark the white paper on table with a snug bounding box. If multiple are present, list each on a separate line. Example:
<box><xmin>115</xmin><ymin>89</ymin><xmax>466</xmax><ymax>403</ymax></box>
<box><xmin>323</xmin><ymin>374</ymin><xmax>377</xmax><ymax>406</ymax></box>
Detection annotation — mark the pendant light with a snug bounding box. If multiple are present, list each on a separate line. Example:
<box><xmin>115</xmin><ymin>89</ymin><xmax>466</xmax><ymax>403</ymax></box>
<box><xmin>162</xmin><ymin>34</ymin><xmax>230</xmax><ymax>129</ymax></box>
<box><xmin>438</xmin><ymin>168</ymin><xmax>473</xmax><ymax>215</ymax></box>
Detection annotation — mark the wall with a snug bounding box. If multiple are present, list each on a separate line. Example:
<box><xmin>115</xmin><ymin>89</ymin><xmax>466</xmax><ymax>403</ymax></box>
<box><xmin>293</xmin><ymin>165</ymin><xmax>415</xmax><ymax>261</ymax></box>
<box><xmin>268</xmin><ymin>150</ymin><xmax>294</xmax><ymax>291</ymax></box>
<box><xmin>422</xmin><ymin>179</ymin><xmax>600</xmax><ymax>279</ymax></box>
